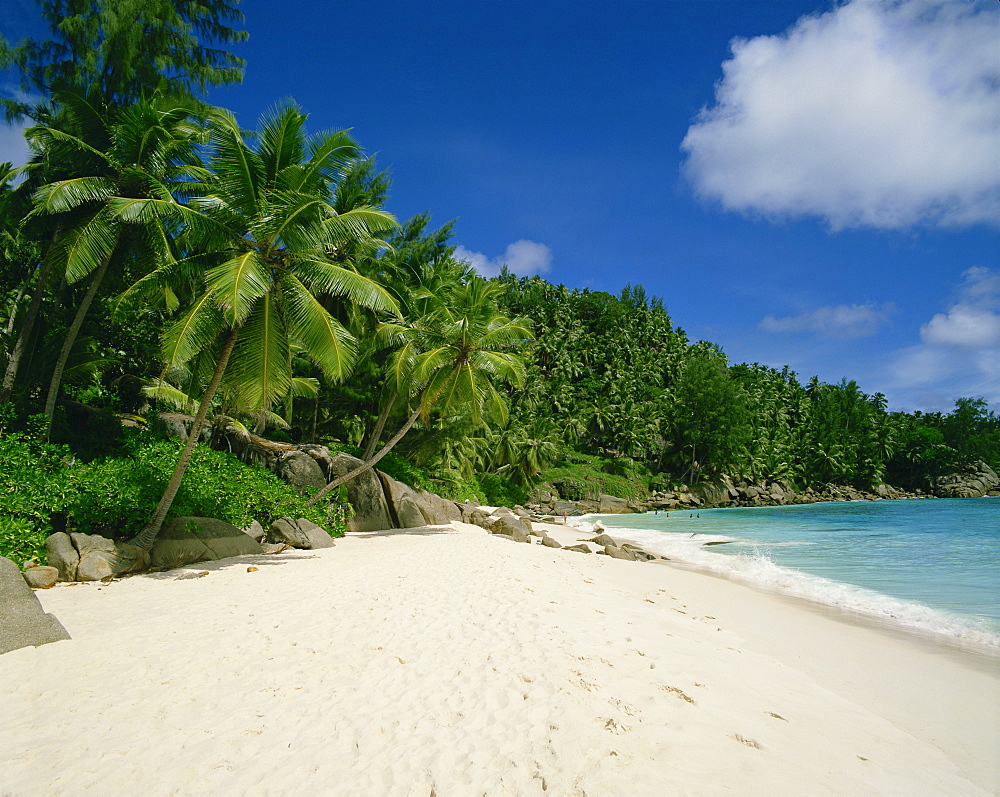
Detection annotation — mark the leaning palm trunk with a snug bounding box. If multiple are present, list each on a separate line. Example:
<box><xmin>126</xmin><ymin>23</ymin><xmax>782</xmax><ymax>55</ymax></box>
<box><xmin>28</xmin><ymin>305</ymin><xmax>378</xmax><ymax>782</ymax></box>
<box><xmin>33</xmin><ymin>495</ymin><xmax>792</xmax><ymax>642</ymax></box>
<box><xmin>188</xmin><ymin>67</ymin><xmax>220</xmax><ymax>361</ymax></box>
<box><xmin>304</xmin><ymin>404</ymin><xmax>421</xmax><ymax>508</ymax></box>
<box><xmin>0</xmin><ymin>233</ymin><xmax>61</xmax><ymax>403</ymax></box>
<box><xmin>42</xmin><ymin>248</ymin><xmax>114</xmax><ymax>439</ymax></box>
<box><xmin>361</xmin><ymin>389</ymin><xmax>398</xmax><ymax>461</ymax></box>
<box><xmin>3</xmin><ymin>278</ymin><xmax>30</xmax><ymax>347</ymax></box>
<box><xmin>128</xmin><ymin>329</ymin><xmax>239</xmax><ymax>553</ymax></box>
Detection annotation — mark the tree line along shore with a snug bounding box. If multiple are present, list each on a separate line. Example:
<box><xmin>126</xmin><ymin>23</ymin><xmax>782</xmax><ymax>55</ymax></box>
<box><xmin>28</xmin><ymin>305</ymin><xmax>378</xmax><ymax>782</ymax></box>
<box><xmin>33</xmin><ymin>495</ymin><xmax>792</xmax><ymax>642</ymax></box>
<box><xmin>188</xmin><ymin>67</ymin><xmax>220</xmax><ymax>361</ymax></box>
<box><xmin>2</xmin><ymin>0</ymin><xmax>999</xmax><ymax>574</ymax></box>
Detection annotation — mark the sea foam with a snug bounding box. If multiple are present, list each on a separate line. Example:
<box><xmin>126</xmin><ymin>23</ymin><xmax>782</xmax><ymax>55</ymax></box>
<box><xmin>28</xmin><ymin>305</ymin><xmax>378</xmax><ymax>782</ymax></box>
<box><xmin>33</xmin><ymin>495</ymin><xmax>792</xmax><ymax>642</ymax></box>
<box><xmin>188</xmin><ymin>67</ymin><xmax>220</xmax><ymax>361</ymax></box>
<box><xmin>588</xmin><ymin>522</ymin><xmax>1000</xmax><ymax>650</ymax></box>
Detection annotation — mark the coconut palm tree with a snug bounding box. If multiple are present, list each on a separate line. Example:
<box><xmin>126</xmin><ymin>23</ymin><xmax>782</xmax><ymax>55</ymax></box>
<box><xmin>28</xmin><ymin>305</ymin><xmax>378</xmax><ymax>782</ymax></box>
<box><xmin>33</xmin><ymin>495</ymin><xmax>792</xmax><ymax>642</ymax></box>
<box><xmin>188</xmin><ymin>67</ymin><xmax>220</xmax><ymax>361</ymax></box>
<box><xmin>25</xmin><ymin>90</ymin><xmax>209</xmax><ymax>435</ymax></box>
<box><xmin>113</xmin><ymin>103</ymin><xmax>399</xmax><ymax>555</ymax></box>
<box><xmin>304</xmin><ymin>277</ymin><xmax>531</xmax><ymax>507</ymax></box>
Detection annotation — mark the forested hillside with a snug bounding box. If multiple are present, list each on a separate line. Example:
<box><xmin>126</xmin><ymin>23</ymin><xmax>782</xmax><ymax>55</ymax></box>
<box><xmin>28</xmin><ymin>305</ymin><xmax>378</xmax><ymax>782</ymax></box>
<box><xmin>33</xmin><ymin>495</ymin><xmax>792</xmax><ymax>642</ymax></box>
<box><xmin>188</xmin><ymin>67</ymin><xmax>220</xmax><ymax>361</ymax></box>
<box><xmin>1</xmin><ymin>1</ymin><xmax>997</xmax><ymax>563</ymax></box>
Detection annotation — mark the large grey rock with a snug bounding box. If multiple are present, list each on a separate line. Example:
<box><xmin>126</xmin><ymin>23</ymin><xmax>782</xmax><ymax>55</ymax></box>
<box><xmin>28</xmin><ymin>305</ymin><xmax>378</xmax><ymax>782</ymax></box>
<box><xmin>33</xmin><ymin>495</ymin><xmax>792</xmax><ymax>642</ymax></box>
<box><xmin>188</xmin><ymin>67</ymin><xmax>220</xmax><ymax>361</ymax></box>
<box><xmin>71</xmin><ymin>532</ymin><xmax>119</xmax><ymax>582</ymax></box>
<box><xmin>328</xmin><ymin>454</ymin><xmax>393</xmax><ymax>532</ymax></box>
<box><xmin>149</xmin><ymin>517</ymin><xmax>263</xmax><ymax>571</ymax></box>
<box><xmin>540</xmin><ymin>536</ymin><xmax>562</xmax><ymax>549</ymax></box>
<box><xmin>0</xmin><ymin>556</ymin><xmax>71</xmax><ymax>654</ymax></box>
<box><xmin>243</xmin><ymin>520</ymin><xmax>265</xmax><ymax>541</ymax></box>
<box><xmin>156</xmin><ymin>412</ymin><xmax>212</xmax><ymax>443</ymax></box>
<box><xmin>468</xmin><ymin>508</ymin><xmax>495</xmax><ymax>531</ymax></box>
<box><xmin>589</xmin><ymin>533</ymin><xmax>620</xmax><ymax>547</ymax></box>
<box><xmin>268</xmin><ymin>517</ymin><xmax>335</xmax><ymax>549</ymax></box>
<box><xmin>416</xmin><ymin>489</ymin><xmax>463</xmax><ymax>524</ymax></box>
<box><xmin>604</xmin><ymin>545</ymin><xmax>638</xmax><ymax>561</ymax></box>
<box><xmin>277</xmin><ymin>450</ymin><xmax>328</xmax><ymax>494</ymax></box>
<box><xmin>298</xmin><ymin>444</ymin><xmax>335</xmax><ymax>476</ymax></box>
<box><xmin>695</xmin><ymin>483</ymin><xmax>733</xmax><ymax>507</ymax></box>
<box><xmin>458</xmin><ymin>501</ymin><xmax>480</xmax><ymax>523</ymax></box>
<box><xmin>23</xmin><ymin>566</ymin><xmax>59</xmax><ymax>589</ymax></box>
<box><xmin>931</xmin><ymin>462</ymin><xmax>1000</xmax><ymax>498</ymax></box>
<box><xmin>380</xmin><ymin>474</ymin><xmax>431</xmax><ymax>528</ymax></box>
<box><xmin>598</xmin><ymin>494</ymin><xmax>636</xmax><ymax>514</ymax></box>
<box><xmin>490</xmin><ymin>515</ymin><xmax>533</xmax><ymax>539</ymax></box>
<box><xmin>552</xmin><ymin>500</ymin><xmax>583</xmax><ymax>517</ymax></box>
<box><xmin>157</xmin><ymin>412</ymin><xmax>192</xmax><ymax>441</ymax></box>
<box><xmin>45</xmin><ymin>532</ymin><xmax>79</xmax><ymax>582</ymax></box>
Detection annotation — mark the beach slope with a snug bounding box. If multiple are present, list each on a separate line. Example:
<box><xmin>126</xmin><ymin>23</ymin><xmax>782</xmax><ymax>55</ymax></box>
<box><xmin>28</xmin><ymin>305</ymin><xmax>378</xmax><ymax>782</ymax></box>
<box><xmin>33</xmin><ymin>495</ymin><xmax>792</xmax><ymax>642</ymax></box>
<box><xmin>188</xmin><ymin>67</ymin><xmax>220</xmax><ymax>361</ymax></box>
<box><xmin>1</xmin><ymin>522</ymin><xmax>996</xmax><ymax>795</ymax></box>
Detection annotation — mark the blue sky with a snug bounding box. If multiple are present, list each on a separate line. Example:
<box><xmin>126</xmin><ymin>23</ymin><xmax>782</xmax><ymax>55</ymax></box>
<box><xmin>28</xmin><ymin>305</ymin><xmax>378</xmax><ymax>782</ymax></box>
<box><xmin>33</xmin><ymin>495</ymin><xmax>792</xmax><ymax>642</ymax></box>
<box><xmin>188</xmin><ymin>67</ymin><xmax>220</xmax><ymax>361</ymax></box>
<box><xmin>2</xmin><ymin>0</ymin><xmax>998</xmax><ymax>412</ymax></box>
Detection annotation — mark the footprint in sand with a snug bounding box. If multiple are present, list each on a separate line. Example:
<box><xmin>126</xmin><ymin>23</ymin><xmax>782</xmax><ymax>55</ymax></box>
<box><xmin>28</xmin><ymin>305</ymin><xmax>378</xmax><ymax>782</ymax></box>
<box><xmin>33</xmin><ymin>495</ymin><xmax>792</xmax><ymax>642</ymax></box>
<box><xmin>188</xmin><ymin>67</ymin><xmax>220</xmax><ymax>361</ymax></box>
<box><xmin>660</xmin><ymin>685</ymin><xmax>695</xmax><ymax>704</ymax></box>
<box><xmin>731</xmin><ymin>733</ymin><xmax>762</xmax><ymax>749</ymax></box>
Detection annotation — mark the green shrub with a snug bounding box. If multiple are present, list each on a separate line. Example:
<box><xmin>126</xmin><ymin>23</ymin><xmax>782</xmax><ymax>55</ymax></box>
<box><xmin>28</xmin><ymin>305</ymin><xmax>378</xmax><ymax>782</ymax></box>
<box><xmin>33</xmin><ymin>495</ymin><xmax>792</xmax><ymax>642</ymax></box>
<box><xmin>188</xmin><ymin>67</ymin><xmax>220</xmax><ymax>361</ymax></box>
<box><xmin>0</xmin><ymin>406</ymin><xmax>76</xmax><ymax>563</ymax></box>
<box><xmin>66</xmin><ymin>439</ymin><xmax>348</xmax><ymax>539</ymax></box>
<box><xmin>540</xmin><ymin>457</ymin><xmax>650</xmax><ymax>501</ymax></box>
<box><xmin>0</xmin><ymin>516</ymin><xmax>48</xmax><ymax>566</ymax></box>
<box><xmin>437</xmin><ymin>473</ymin><xmax>529</xmax><ymax>507</ymax></box>
<box><xmin>0</xmin><ymin>407</ymin><xmax>348</xmax><ymax>565</ymax></box>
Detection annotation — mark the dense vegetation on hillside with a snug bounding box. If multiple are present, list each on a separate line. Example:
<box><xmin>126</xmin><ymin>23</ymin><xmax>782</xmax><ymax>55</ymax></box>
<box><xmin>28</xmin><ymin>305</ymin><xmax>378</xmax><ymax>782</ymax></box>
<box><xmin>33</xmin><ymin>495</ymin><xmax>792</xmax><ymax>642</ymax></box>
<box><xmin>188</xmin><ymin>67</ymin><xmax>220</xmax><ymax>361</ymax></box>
<box><xmin>1</xmin><ymin>1</ymin><xmax>997</xmax><ymax>562</ymax></box>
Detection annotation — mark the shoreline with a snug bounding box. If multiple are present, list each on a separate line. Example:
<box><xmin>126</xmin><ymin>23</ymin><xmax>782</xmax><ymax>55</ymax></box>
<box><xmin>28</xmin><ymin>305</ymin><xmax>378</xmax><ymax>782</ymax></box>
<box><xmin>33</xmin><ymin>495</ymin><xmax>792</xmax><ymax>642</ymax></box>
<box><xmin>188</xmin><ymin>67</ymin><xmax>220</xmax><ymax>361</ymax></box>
<box><xmin>2</xmin><ymin>521</ymin><xmax>998</xmax><ymax>794</ymax></box>
<box><xmin>579</xmin><ymin>500</ymin><xmax>1000</xmax><ymax>652</ymax></box>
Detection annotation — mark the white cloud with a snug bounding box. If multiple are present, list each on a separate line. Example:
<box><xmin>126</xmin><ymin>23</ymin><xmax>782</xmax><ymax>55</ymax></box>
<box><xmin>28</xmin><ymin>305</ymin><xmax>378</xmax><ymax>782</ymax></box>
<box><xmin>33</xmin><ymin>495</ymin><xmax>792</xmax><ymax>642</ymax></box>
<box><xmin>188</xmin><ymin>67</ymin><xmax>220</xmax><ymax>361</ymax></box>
<box><xmin>920</xmin><ymin>266</ymin><xmax>1000</xmax><ymax>348</ymax></box>
<box><xmin>921</xmin><ymin>306</ymin><xmax>1000</xmax><ymax>348</ymax></box>
<box><xmin>681</xmin><ymin>0</ymin><xmax>1000</xmax><ymax>229</ymax></box>
<box><xmin>453</xmin><ymin>240</ymin><xmax>553</xmax><ymax>278</ymax></box>
<box><xmin>890</xmin><ymin>267</ymin><xmax>1000</xmax><ymax>407</ymax></box>
<box><xmin>760</xmin><ymin>302</ymin><xmax>893</xmax><ymax>338</ymax></box>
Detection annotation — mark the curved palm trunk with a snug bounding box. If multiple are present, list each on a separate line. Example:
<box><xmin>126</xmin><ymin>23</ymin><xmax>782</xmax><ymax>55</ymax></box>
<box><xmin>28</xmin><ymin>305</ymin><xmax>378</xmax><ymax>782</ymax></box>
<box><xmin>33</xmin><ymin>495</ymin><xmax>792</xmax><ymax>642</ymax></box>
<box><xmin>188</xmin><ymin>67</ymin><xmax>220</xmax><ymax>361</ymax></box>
<box><xmin>304</xmin><ymin>403</ymin><xmax>421</xmax><ymax>508</ymax></box>
<box><xmin>128</xmin><ymin>329</ymin><xmax>240</xmax><ymax>553</ymax></box>
<box><xmin>3</xmin><ymin>277</ymin><xmax>30</xmax><ymax>345</ymax></box>
<box><xmin>42</xmin><ymin>250</ymin><xmax>114</xmax><ymax>439</ymax></box>
<box><xmin>361</xmin><ymin>389</ymin><xmax>398</xmax><ymax>461</ymax></box>
<box><xmin>0</xmin><ymin>243</ymin><xmax>60</xmax><ymax>404</ymax></box>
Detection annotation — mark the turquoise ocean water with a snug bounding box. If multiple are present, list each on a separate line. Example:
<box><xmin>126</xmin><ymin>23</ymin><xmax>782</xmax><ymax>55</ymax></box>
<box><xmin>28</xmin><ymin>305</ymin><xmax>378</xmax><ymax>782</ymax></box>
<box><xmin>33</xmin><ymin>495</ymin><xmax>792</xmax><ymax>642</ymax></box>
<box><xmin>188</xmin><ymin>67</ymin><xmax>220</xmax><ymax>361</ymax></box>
<box><xmin>590</xmin><ymin>498</ymin><xmax>1000</xmax><ymax>649</ymax></box>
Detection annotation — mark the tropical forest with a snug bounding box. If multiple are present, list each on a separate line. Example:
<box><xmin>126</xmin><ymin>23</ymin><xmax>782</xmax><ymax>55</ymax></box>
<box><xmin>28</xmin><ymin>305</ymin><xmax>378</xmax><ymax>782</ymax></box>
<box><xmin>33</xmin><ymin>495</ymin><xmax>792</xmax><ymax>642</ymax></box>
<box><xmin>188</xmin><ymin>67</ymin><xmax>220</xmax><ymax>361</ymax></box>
<box><xmin>1</xmin><ymin>0</ymin><xmax>998</xmax><ymax>567</ymax></box>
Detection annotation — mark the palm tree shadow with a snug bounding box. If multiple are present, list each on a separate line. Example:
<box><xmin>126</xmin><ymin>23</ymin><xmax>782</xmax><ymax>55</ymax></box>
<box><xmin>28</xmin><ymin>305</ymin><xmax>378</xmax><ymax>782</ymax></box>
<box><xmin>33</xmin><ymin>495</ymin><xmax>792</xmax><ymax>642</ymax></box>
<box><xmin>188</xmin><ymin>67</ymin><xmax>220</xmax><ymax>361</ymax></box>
<box><xmin>136</xmin><ymin>549</ymin><xmax>325</xmax><ymax>580</ymax></box>
<box><xmin>347</xmin><ymin>524</ymin><xmax>461</xmax><ymax>540</ymax></box>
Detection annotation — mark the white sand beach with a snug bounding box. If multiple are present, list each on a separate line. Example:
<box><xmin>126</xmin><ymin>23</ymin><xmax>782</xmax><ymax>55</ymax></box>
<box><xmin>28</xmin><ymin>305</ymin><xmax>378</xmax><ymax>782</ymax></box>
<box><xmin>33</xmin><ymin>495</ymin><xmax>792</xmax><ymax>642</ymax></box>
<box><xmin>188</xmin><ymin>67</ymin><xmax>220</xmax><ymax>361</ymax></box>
<box><xmin>2</xmin><ymin>521</ymin><xmax>998</xmax><ymax>795</ymax></box>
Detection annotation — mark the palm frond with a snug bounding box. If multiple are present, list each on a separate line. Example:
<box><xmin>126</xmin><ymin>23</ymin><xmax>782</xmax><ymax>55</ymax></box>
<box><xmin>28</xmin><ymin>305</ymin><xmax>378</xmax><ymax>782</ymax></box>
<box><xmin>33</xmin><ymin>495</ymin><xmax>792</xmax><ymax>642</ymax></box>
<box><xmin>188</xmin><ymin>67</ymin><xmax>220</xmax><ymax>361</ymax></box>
<box><xmin>225</xmin><ymin>291</ymin><xmax>292</xmax><ymax>410</ymax></box>
<box><xmin>289</xmin><ymin>376</ymin><xmax>320</xmax><ymax>399</ymax></box>
<box><xmin>258</xmin><ymin>103</ymin><xmax>306</xmax><ymax>186</ymax></box>
<box><xmin>50</xmin><ymin>209</ymin><xmax>120</xmax><ymax>284</ymax></box>
<box><xmin>162</xmin><ymin>292</ymin><xmax>226</xmax><ymax>367</ymax></box>
<box><xmin>142</xmin><ymin>382</ymin><xmax>198</xmax><ymax>414</ymax></box>
<box><xmin>281</xmin><ymin>273</ymin><xmax>357</xmax><ymax>381</ymax></box>
<box><xmin>205</xmin><ymin>250</ymin><xmax>271</xmax><ymax>325</ymax></box>
<box><xmin>31</xmin><ymin>177</ymin><xmax>115</xmax><ymax>215</ymax></box>
<box><xmin>295</xmin><ymin>258</ymin><xmax>399</xmax><ymax>315</ymax></box>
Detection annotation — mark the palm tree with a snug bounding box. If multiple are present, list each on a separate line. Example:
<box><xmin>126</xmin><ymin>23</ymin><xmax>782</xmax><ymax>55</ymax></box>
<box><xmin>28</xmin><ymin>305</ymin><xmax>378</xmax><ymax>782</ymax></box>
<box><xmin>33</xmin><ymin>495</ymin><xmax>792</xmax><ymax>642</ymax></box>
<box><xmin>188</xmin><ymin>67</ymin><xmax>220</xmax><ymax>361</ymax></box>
<box><xmin>113</xmin><ymin>103</ymin><xmax>399</xmax><ymax>556</ymax></box>
<box><xmin>305</xmin><ymin>277</ymin><xmax>531</xmax><ymax>507</ymax></box>
<box><xmin>25</xmin><ymin>91</ymin><xmax>209</xmax><ymax>435</ymax></box>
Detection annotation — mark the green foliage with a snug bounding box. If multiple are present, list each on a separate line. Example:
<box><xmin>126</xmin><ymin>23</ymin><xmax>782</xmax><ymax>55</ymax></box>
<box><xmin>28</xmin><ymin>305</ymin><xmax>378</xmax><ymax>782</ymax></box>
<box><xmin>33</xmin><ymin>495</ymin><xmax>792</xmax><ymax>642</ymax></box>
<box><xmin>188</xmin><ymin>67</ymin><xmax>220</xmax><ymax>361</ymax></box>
<box><xmin>540</xmin><ymin>454</ymin><xmax>650</xmax><ymax>501</ymax></box>
<box><xmin>0</xmin><ymin>517</ymin><xmax>47</xmax><ymax>567</ymax></box>
<box><xmin>438</xmin><ymin>473</ymin><xmax>529</xmax><ymax>508</ymax></box>
<box><xmin>0</xmin><ymin>409</ymin><xmax>346</xmax><ymax>565</ymax></box>
<box><xmin>2</xmin><ymin>0</ymin><xmax>247</xmax><ymax>115</ymax></box>
<box><xmin>0</xmin><ymin>404</ymin><xmax>74</xmax><ymax>563</ymax></box>
<box><xmin>65</xmin><ymin>438</ymin><xmax>346</xmax><ymax>539</ymax></box>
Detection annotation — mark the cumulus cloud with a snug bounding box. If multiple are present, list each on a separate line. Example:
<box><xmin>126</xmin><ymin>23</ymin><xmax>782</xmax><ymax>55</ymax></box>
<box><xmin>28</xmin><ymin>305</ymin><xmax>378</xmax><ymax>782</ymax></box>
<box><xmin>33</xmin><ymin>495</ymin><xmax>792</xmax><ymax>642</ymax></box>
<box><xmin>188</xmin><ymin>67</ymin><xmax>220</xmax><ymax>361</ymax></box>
<box><xmin>681</xmin><ymin>0</ymin><xmax>1000</xmax><ymax>229</ymax></box>
<box><xmin>453</xmin><ymin>240</ymin><xmax>553</xmax><ymax>278</ymax></box>
<box><xmin>920</xmin><ymin>267</ymin><xmax>1000</xmax><ymax>348</ymax></box>
<box><xmin>890</xmin><ymin>267</ymin><xmax>1000</xmax><ymax>406</ymax></box>
<box><xmin>760</xmin><ymin>302</ymin><xmax>893</xmax><ymax>338</ymax></box>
